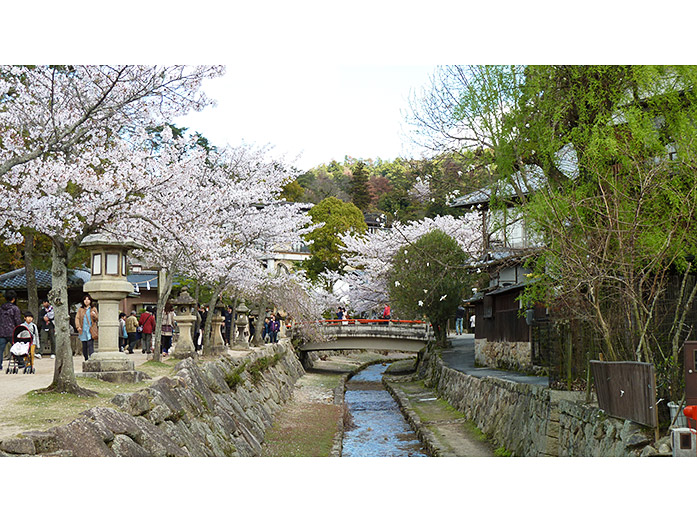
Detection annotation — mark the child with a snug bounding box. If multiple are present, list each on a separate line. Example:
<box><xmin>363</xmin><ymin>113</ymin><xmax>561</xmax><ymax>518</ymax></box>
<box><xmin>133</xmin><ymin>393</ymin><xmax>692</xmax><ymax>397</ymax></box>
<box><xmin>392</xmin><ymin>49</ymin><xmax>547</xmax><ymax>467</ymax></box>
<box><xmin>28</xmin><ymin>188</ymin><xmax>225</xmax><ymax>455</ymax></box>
<box><xmin>118</xmin><ymin>312</ymin><xmax>128</xmax><ymax>352</ymax></box>
<box><xmin>21</xmin><ymin>311</ymin><xmax>41</xmax><ymax>360</ymax></box>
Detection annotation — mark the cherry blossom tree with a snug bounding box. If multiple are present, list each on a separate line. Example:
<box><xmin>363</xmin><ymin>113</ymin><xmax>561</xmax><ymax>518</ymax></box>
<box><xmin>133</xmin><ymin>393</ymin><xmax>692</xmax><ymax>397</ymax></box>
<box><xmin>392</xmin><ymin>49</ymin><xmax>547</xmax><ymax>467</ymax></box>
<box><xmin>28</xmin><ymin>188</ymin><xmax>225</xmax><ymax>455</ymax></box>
<box><xmin>0</xmin><ymin>65</ymin><xmax>223</xmax><ymax>176</ymax></box>
<box><xmin>0</xmin><ymin>66</ymin><xmax>222</xmax><ymax>395</ymax></box>
<box><xmin>331</xmin><ymin>213</ymin><xmax>483</xmax><ymax>316</ymax></box>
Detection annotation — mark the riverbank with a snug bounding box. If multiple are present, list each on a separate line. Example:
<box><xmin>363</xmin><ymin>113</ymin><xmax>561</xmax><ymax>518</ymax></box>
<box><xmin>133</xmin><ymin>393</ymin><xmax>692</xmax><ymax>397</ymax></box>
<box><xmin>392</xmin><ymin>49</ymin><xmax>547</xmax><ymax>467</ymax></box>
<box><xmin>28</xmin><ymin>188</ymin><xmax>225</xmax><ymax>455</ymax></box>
<box><xmin>260</xmin><ymin>351</ymin><xmax>415</xmax><ymax>457</ymax></box>
<box><xmin>384</xmin><ymin>375</ymin><xmax>495</xmax><ymax>457</ymax></box>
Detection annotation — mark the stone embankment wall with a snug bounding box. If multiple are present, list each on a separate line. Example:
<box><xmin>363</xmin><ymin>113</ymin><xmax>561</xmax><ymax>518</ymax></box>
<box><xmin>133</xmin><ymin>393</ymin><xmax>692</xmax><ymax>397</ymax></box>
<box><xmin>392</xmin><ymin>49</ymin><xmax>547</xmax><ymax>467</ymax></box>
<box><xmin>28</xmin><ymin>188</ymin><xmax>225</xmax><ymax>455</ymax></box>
<box><xmin>474</xmin><ymin>338</ymin><xmax>534</xmax><ymax>373</ymax></box>
<box><xmin>0</xmin><ymin>340</ymin><xmax>304</xmax><ymax>457</ymax></box>
<box><xmin>420</xmin><ymin>349</ymin><xmax>661</xmax><ymax>457</ymax></box>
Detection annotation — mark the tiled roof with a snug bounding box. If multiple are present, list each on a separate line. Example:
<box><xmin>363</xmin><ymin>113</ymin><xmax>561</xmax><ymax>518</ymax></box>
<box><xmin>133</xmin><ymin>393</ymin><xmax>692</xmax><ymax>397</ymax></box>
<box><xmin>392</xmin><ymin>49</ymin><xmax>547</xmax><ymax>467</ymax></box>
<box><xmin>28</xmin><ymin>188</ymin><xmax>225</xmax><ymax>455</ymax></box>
<box><xmin>0</xmin><ymin>268</ymin><xmax>90</xmax><ymax>290</ymax></box>
<box><xmin>0</xmin><ymin>268</ymin><xmax>158</xmax><ymax>291</ymax></box>
<box><xmin>450</xmin><ymin>166</ymin><xmax>546</xmax><ymax>208</ymax></box>
<box><xmin>451</xmin><ymin>144</ymin><xmax>579</xmax><ymax>209</ymax></box>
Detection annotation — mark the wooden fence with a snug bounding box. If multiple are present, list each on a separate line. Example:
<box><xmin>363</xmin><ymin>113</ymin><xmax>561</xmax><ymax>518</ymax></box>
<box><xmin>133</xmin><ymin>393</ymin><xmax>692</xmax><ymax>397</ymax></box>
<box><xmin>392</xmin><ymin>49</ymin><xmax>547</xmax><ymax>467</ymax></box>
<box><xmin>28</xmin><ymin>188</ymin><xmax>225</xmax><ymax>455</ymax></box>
<box><xmin>590</xmin><ymin>360</ymin><xmax>658</xmax><ymax>428</ymax></box>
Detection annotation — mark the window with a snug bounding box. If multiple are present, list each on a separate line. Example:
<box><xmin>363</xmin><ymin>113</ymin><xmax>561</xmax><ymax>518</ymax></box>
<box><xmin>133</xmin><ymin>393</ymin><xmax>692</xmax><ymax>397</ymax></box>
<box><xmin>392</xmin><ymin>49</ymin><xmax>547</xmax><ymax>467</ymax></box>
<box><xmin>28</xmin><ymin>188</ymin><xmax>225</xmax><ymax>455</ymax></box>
<box><xmin>92</xmin><ymin>254</ymin><xmax>102</xmax><ymax>276</ymax></box>
<box><xmin>122</xmin><ymin>255</ymin><xmax>127</xmax><ymax>276</ymax></box>
<box><xmin>106</xmin><ymin>253</ymin><xmax>119</xmax><ymax>275</ymax></box>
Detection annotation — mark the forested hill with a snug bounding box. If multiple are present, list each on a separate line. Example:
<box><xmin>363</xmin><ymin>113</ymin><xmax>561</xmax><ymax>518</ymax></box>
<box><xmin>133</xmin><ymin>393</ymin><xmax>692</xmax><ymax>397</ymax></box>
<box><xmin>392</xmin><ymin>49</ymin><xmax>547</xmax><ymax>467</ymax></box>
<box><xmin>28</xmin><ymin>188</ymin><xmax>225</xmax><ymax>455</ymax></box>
<box><xmin>282</xmin><ymin>151</ymin><xmax>495</xmax><ymax>224</ymax></box>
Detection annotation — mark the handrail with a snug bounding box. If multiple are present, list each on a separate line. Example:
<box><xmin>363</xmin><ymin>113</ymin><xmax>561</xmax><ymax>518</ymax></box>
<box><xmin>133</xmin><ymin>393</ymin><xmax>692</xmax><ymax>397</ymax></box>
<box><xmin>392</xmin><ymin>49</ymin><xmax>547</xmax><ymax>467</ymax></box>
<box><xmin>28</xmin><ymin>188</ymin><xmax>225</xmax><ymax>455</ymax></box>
<box><xmin>308</xmin><ymin>319</ymin><xmax>428</xmax><ymax>326</ymax></box>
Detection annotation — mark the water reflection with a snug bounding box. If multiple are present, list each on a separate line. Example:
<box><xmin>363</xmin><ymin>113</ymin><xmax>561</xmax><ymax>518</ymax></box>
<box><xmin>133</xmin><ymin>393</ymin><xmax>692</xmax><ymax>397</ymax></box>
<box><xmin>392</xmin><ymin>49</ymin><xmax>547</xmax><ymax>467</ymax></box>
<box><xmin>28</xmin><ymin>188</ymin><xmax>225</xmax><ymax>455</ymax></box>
<box><xmin>342</xmin><ymin>364</ymin><xmax>427</xmax><ymax>457</ymax></box>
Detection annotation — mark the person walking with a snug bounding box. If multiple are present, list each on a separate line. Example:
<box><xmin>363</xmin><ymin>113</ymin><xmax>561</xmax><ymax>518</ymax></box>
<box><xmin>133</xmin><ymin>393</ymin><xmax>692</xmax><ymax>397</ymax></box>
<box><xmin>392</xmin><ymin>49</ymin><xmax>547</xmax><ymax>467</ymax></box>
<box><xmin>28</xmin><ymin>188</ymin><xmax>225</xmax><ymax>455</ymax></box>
<box><xmin>263</xmin><ymin>317</ymin><xmax>271</xmax><ymax>343</ymax></box>
<box><xmin>139</xmin><ymin>306</ymin><xmax>156</xmax><ymax>354</ymax></box>
<box><xmin>195</xmin><ymin>305</ymin><xmax>207</xmax><ymax>351</ymax></box>
<box><xmin>160</xmin><ymin>303</ymin><xmax>175</xmax><ymax>356</ymax></box>
<box><xmin>248</xmin><ymin>314</ymin><xmax>256</xmax><ymax>344</ymax></box>
<box><xmin>0</xmin><ymin>290</ymin><xmax>22</xmax><ymax>370</ymax></box>
<box><xmin>269</xmin><ymin>314</ymin><xmax>280</xmax><ymax>343</ymax></box>
<box><xmin>75</xmin><ymin>293</ymin><xmax>98</xmax><ymax>361</ymax></box>
<box><xmin>125</xmin><ymin>310</ymin><xmax>139</xmax><ymax>354</ymax></box>
<box><xmin>21</xmin><ymin>311</ymin><xmax>41</xmax><ymax>364</ymax></box>
<box><xmin>19</xmin><ymin>311</ymin><xmax>40</xmax><ymax>368</ymax></box>
<box><xmin>39</xmin><ymin>298</ymin><xmax>55</xmax><ymax>358</ymax></box>
<box><xmin>455</xmin><ymin>304</ymin><xmax>465</xmax><ymax>336</ymax></box>
<box><xmin>223</xmin><ymin>305</ymin><xmax>233</xmax><ymax>347</ymax></box>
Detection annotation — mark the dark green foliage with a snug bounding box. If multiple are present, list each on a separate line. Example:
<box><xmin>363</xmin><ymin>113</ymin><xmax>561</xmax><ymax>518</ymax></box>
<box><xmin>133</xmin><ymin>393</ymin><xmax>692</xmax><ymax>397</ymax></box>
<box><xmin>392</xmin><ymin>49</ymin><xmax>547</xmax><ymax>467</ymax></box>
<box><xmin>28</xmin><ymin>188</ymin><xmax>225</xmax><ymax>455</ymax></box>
<box><xmin>302</xmin><ymin>197</ymin><xmax>367</xmax><ymax>282</ymax></box>
<box><xmin>389</xmin><ymin>230</ymin><xmax>472</xmax><ymax>346</ymax></box>
<box><xmin>349</xmin><ymin>161</ymin><xmax>371</xmax><ymax>211</ymax></box>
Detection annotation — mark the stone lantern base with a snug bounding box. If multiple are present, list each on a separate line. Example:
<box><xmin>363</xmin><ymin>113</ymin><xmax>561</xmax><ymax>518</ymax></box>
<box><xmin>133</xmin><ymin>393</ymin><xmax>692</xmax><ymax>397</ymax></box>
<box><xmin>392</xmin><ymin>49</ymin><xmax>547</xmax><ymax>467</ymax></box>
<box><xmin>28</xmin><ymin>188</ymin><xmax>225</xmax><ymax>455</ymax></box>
<box><xmin>79</xmin><ymin>354</ymin><xmax>150</xmax><ymax>383</ymax></box>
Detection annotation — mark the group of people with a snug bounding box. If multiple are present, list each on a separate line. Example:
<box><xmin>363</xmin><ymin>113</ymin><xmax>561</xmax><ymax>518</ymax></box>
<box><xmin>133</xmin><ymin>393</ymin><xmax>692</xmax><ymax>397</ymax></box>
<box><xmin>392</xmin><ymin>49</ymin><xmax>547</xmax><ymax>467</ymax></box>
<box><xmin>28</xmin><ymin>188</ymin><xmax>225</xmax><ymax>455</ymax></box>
<box><xmin>0</xmin><ymin>290</ymin><xmax>57</xmax><ymax>370</ymax></box>
<box><xmin>73</xmin><ymin>294</ymin><xmax>176</xmax><ymax>360</ymax></box>
<box><xmin>1</xmin><ymin>289</ymin><xmax>291</xmax><ymax>368</ymax></box>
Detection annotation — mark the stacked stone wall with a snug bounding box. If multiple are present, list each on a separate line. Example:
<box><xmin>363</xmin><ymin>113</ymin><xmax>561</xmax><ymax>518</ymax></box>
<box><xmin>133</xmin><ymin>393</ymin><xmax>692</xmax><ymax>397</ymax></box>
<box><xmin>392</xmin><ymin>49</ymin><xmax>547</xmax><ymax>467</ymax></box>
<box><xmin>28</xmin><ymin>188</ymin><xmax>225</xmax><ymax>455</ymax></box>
<box><xmin>474</xmin><ymin>338</ymin><xmax>533</xmax><ymax>372</ymax></box>
<box><xmin>420</xmin><ymin>349</ymin><xmax>656</xmax><ymax>457</ymax></box>
<box><xmin>0</xmin><ymin>340</ymin><xmax>304</xmax><ymax>457</ymax></box>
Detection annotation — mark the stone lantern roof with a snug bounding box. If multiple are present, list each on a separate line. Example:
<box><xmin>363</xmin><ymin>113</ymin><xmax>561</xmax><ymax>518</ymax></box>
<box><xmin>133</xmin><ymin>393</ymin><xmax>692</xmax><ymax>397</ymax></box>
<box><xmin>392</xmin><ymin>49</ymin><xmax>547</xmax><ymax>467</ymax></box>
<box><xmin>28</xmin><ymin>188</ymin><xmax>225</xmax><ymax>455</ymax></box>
<box><xmin>172</xmin><ymin>288</ymin><xmax>196</xmax><ymax>306</ymax></box>
<box><xmin>80</xmin><ymin>233</ymin><xmax>145</xmax><ymax>251</ymax></box>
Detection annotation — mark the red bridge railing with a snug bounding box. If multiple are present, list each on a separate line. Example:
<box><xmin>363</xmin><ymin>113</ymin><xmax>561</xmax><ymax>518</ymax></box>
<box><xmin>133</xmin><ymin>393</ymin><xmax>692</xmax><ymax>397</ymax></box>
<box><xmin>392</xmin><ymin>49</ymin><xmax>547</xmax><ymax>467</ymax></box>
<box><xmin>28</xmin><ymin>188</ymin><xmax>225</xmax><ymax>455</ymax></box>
<box><xmin>311</xmin><ymin>319</ymin><xmax>427</xmax><ymax>326</ymax></box>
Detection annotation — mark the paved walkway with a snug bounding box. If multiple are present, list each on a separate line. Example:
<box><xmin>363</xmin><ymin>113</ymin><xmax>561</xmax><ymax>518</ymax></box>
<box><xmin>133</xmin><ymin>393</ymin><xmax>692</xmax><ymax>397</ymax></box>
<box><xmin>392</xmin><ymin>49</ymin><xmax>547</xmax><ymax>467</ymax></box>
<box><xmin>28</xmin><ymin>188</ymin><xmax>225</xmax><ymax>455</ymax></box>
<box><xmin>441</xmin><ymin>334</ymin><xmax>549</xmax><ymax>387</ymax></box>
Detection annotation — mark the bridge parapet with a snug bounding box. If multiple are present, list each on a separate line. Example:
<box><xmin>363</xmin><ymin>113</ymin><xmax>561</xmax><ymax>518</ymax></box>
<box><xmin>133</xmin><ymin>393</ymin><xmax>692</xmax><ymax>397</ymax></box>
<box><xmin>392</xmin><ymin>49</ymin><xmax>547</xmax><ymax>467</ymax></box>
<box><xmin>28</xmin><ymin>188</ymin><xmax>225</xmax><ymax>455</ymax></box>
<box><xmin>295</xmin><ymin>320</ymin><xmax>433</xmax><ymax>352</ymax></box>
<box><xmin>318</xmin><ymin>321</ymin><xmax>431</xmax><ymax>341</ymax></box>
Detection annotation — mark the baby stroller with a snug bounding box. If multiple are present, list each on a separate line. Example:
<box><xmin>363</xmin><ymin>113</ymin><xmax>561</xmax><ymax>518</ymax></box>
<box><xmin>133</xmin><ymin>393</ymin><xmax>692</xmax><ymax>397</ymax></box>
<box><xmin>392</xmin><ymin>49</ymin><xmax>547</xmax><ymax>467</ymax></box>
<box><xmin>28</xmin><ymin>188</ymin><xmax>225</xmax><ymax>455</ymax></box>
<box><xmin>6</xmin><ymin>324</ymin><xmax>35</xmax><ymax>374</ymax></box>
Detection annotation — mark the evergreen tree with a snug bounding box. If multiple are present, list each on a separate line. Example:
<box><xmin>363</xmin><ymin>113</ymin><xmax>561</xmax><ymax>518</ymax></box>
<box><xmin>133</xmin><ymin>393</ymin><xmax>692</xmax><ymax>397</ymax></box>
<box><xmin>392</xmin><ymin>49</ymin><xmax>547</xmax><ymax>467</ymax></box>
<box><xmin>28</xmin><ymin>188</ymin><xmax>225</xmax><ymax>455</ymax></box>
<box><xmin>349</xmin><ymin>161</ymin><xmax>371</xmax><ymax>211</ymax></box>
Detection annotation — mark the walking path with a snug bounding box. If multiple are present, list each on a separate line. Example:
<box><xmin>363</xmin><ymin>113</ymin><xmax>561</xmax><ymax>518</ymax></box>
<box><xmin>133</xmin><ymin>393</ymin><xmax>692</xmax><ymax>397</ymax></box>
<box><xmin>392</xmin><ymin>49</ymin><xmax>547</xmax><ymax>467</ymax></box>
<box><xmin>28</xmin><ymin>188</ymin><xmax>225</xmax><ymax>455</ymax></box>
<box><xmin>442</xmin><ymin>333</ymin><xmax>549</xmax><ymax>387</ymax></box>
<box><xmin>0</xmin><ymin>352</ymin><xmax>150</xmax><ymax>413</ymax></box>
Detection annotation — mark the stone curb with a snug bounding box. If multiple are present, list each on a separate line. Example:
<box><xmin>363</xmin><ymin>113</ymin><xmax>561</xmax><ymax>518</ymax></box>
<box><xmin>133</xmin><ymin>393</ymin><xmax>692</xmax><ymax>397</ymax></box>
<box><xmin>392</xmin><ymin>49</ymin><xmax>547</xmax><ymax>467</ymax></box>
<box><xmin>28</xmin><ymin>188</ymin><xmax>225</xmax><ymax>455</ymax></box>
<box><xmin>383</xmin><ymin>376</ymin><xmax>444</xmax><ymax>457</ymax></box>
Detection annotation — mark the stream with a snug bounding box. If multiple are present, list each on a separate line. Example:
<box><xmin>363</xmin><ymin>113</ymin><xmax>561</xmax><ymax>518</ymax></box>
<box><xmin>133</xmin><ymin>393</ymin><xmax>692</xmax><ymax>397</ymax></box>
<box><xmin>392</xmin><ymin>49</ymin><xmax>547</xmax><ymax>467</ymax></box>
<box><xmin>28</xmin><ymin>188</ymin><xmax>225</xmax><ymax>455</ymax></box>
<box><xmin>342</xmin><ymin>363</ymin><xmax>428</xmax><ymax>457</ymax></box>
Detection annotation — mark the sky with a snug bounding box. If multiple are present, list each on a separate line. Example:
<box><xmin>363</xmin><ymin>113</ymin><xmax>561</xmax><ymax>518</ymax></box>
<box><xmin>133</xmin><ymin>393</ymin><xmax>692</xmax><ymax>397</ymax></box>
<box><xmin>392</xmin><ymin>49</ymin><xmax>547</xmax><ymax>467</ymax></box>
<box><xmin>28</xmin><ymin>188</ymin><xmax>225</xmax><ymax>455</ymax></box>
<box><xmin>175</xmin><ymin>64</ymin><xmax>436</xmax><ymax>171</ymax></box>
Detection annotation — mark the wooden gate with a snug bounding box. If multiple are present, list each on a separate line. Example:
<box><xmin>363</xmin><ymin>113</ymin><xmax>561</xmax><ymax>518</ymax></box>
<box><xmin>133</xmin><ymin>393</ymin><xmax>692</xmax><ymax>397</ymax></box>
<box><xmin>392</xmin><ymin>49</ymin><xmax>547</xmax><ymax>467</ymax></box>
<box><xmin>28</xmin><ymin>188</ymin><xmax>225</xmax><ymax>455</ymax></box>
<box><xmin>590</xmin><ymin>361</ymin><xmax>658</xmax><ymax>428</ymax></box>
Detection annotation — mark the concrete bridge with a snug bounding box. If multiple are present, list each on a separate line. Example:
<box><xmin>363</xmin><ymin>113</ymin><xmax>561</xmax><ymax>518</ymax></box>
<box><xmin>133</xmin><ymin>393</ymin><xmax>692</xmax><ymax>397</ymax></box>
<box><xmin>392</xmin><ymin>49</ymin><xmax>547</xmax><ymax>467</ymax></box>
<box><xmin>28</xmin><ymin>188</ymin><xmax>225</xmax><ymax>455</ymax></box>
<box><xmin>299</xmin><ymin>320</ymin><xmax>433</xmax><ymax>352</ymax></box>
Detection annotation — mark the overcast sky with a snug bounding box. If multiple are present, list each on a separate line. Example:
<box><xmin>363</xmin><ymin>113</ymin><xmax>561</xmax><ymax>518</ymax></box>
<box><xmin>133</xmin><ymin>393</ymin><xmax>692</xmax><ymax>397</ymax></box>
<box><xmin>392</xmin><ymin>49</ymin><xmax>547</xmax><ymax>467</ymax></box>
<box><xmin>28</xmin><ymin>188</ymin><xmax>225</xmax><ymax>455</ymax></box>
<box><xmin>175</xmin><ymin>64</ymin><xmax>436</xmax><ymax>171</ymax></box>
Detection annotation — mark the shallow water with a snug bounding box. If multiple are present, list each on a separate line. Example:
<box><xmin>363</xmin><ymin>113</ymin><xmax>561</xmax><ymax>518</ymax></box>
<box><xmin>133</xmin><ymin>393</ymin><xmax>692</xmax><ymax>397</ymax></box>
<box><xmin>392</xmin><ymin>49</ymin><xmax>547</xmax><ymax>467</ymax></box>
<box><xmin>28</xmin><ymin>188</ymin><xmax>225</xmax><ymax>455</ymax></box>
<box><xmin>342</xmin><ymin>363</ymin><xmax>428</xmax><ymax>457</ymax></box>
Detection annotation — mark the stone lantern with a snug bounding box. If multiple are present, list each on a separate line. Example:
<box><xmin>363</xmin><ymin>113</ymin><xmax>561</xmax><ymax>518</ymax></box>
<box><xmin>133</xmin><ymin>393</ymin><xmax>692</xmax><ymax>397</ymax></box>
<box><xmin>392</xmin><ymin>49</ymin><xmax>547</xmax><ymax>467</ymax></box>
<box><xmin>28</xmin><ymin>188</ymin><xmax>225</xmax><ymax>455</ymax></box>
<box><xmin>170</xmin><ymin>287</ymin><xmax>197</xmax><ymax>359</ymax></box>
<box><xmin>210</xmin><ymin>302</ymin><xmax>226</xmax><ymax>354</ymax></box>
<box><xmin>234</xmin><ymin>302</ymin><xmax>250</xmax><ymax>349</ymax></box>
<box><xmin>80</xmin><ymin>234</ymin><xmax>148</xmax><ymax>382</ymax></box>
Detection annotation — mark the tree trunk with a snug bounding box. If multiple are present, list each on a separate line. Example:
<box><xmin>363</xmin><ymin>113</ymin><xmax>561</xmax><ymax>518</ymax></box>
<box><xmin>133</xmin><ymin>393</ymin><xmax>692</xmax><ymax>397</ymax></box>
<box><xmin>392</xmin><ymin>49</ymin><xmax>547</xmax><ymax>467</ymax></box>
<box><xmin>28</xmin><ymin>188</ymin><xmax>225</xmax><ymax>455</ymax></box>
<box><xmin>24</xmin><ymin>230</ymin><xmax>39</xmax><ymax>317</ymax></box>
<box><xmin>46</xmin><ymin>241</ymin><xmax>96</xmax><ymax>396</ymax></box>
<box><xmin>202</xmin><ymin>282</ymin><xmax>225</xmax><ymax>356</ymax></box>
<box><xmin>152</xmin><ymin>268</ymin><xmax>174</xmax><ymax>363</ymax></box>
<box><xmin>253</xmin><ymin>298</ymin><xmax>267</xmax><ymax>346</ymax></box>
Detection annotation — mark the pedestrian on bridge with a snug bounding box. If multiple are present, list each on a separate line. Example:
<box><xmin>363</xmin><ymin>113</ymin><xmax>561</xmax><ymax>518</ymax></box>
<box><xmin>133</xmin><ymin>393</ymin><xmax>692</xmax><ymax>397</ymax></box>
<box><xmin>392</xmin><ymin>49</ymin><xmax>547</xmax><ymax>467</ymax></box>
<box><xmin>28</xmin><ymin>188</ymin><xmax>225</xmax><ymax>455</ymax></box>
<box><xmin>381</xmin><ymin>303</ymin><xmax>391</xmax><ymax>322</ymax></box>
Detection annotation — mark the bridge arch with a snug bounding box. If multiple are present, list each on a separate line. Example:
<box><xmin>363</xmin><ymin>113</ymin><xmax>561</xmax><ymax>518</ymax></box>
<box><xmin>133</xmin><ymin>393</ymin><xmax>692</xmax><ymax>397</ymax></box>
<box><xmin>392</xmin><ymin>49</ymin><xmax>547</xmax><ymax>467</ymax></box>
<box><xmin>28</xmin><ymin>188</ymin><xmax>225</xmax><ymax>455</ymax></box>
<box><xmin>297</xmin><ymin>319</ymin><xmax>432</xmax><ymax>353</ymax></box>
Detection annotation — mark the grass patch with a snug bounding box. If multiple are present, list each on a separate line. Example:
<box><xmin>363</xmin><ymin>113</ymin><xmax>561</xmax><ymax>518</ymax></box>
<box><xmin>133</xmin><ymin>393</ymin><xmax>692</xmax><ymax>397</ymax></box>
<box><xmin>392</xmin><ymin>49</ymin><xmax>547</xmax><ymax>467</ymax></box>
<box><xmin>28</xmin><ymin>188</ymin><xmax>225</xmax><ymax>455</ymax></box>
<box><xmin>248</xmin><ymin>353</ymin><xmax>283</xmax><ymax>383</ymax></box>
<box><xmin>224</xmin><ymin>362</ymin><xmax>247</xmax><ymax>390</ymax></box>
<box><xmin>494</xmin><ymin>446</ymin><xmax>512</xmax><ymax>457</ymax></box>
<box><xmin>0</xmin><ymin>377</ymin><xmax>152</xmax><ymax>436</ymax></box>
<box><xmin>463</xmin><ymin>419</ymin><xmax>488</xmax><ymax>443</ymax></box>
<box><xmin>138</xmin><ymin>359</ymin><xmax>177</xmax><ymax>379</ymax></box>
<box><xmin>0</xmin><ymin>359</ymin><xmax>173</xmax><ymax>439</ymax></box>
<box><xmin>261</xmin><ymin>403</ymin><xmax>341</xmax><ymax>457</ymax></box>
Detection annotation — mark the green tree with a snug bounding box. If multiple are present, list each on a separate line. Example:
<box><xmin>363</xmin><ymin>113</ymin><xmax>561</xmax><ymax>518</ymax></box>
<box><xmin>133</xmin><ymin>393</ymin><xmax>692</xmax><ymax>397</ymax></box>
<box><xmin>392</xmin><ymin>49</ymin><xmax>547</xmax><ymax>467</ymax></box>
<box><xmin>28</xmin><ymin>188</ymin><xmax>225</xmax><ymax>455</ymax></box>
<box><xmin>410</xmin><ymin>65</ymin><xmax>697</xmax><ymax>400</ymax></box>
<box><xmin>302</xmin><ymin>197</ymin><xmax>367</xmax><ymax>283</ymax></box>
<box><xmin>513</xmin><ymin>66</ymin><xmax>697</xmax><ymax>399</ymax></box>
<box><xmin>389</xmin><ymin>230</ymin><xmax>471</xmax><ymax>347</ymax></box>
<box><xmin>349</xmin><ymin>161</ymin><xmax>371</xmax><ymax>211</ymax></box>
<box><xmin>280</xmin><ymin>179</ymin><xmax>304</xmax><ymax>202</ymax></box>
